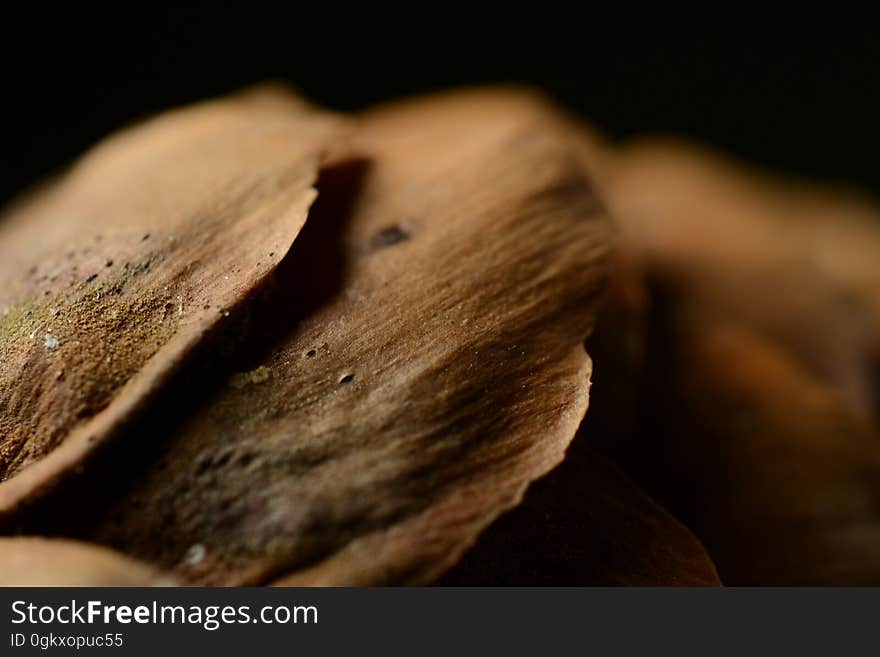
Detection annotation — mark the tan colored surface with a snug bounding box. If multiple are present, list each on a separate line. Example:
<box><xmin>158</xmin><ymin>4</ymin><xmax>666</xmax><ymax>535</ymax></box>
<box><xmin>605</xmin><ymin>140</ymin><xmax>879</xmax><ymax>419</ymax></box>
<box><xmin>36</xmin><ymin>89</ymin><xmax>614</xmax><ymax>585</ymax></box>
<box><xmin>594</xmin><ymin>140</ymin><xmax>880</xmax><ymax>584</ymax></box>
<box><xmin>0</xmin><ymin>537</ymin><xmax>172</xmax><ymax>586</ymax></box>
<box><xmin>0</xmin><ymin>87</ymin><xmax>341</xmax><ymax>511</ymax></box>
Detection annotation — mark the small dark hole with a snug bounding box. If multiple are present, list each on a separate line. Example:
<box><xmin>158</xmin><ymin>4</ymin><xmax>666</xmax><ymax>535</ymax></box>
<box><xmin>237</xmin><ymin>451</ymin><xmax>255</xmax><ymax>467</ymax></box>
<box><xmin>306</xmin><ymin>349</ymin><xmax>317</xmax><ymax>358</ymax></box>
<box><xmin>105</xmin><ymin>259</ymin><xmax>113</xmax><ymax>267</ymax></box>
<box><xmin>85</xmin><ymin>273</ymin><xmax>98</xmax><ymax>283</ymax></box>
<box><xmin>338</xmin><ymin>373</ymin><xmax>354</xmax><ymax>385</ymax></box>
<box><xmin>371</xmin><ymin>224</ymin><xmax>411</xmax><ymax>249</ymax></box>
<box><xmin>142</xmin><ymin>234</ymin><xmax>151</xmax><ymax>241</ymax></box>
<box><xmin>194</xmin><ymin>457</ymin><xmax>212</xmax><ymax>476</ymax></box>
<box><xmin>214</xmin><ymin>451</ymin><xmax>232</xmax><ymax>468</ymax></box>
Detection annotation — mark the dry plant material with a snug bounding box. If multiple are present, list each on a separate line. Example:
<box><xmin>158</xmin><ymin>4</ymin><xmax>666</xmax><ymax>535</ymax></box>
<box><xmin>438</xmin><ymin>436</ymin><xmax>720</xmax><ymax>586</ymax></box>
<box><xmin>643</xmin><ymin>325</ymin><xmax>880</xmax><ymax>585</ymax></box>
<box><xmin>22</xmin><ymin>89</ymin><xmax>612</xmax><ymax>585</ymax></box>
<box><xmin>592</xmin><ymin>141</ymin><xmax>880</xmax><ymax>584</ymax></box>
<box><xmin>0</xmin><ymin>537</ymin><xmax>172</xmax><ymax>586</ymax></box>
<box><xmin>603</xmin><ymin>141</ymin><xmax>879</xmax><ymax>420</ymax></box>
<box><xmin>439</xmin><ymin>253</ymin><xmax>722</xmax><ymax>587</ymax></box>
<box><xmin>0</xmin><ymin>87</ymin><xmax>341</xmax><ymax>509</ymax></box>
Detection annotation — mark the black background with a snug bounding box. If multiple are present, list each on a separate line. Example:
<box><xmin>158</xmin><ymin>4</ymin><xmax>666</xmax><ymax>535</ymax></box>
<box><xmin>1</xmin><ymin>11</ymin><xmax>878</xmax><ymax>207</ymax></box>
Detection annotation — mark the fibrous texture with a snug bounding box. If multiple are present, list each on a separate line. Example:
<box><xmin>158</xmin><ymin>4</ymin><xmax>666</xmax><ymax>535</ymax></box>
<box><xmin>1</xmin><ymin>89</ymin><xmax>620</xmax><ymax>585</ymax></box>
<box><xmin>0</xmin><ymin>87</ymin><xmax>341</xmax><ymax>511</ymax></box>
